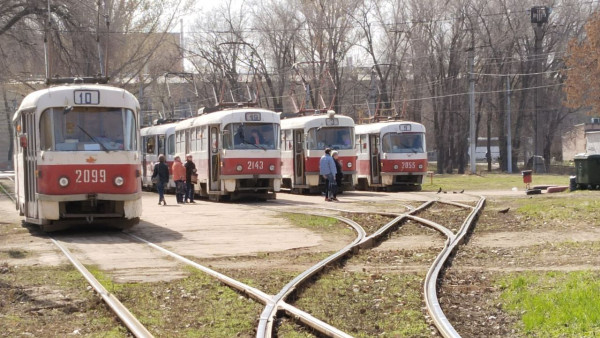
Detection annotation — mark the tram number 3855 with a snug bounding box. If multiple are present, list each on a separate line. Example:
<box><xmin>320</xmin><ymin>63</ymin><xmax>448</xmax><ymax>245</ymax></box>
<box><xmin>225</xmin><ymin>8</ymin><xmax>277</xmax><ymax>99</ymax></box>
<box><xmin>75</xmin><ymin>169</ymin><xmax>107</xmax><ymax>183</ymax></box>
<box><xmin>401</xmin><ymin>162</ymin><xmax>416</xmax><ymax>170</ymax></box>
<box><xmin>247</xmin><ymin>161</ymin><xmax>264</xmax><ymax>170</ymax></box>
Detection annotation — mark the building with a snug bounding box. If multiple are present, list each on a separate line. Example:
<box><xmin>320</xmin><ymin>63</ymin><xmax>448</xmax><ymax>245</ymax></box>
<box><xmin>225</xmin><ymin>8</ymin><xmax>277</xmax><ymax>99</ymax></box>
<box><xmin>562</xmin><ymin>119</ymin><xmax>600</xmax><ymax>160</ymax></box>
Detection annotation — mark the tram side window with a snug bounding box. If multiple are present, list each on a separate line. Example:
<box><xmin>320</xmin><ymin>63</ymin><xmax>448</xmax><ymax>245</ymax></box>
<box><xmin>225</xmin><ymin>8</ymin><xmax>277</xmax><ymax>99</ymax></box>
<box><xmin>146</xmin><ymin>136</ymin><xmax>156</xmax><ymax>154</ymax></box>
<box><xmin>284</xmin><ymin>130</ymin><xmax>293</xmax><ymax>151</ymax></box>
<box><xmin>190</xmin><ymin>128</ymin><xmax>197</xmax><ymax>152</ymax></box>
<box><xmin>158</xmin><ymin>135</ymin><xmax>165</xmax><ymax>155</ymax></box>
<box><xmin>175</xmin><ymin>131</ymin><xmax>182</xmax><ymax>154</ymax></box>
<box><xmin>167</xmin><ymin>134</ymin><xmax>175</xmax><ymax>155</ymax></box>
<box><xmin>40</xmin><ymin>109</ymin><xmax>54</xmax><ymax>151</ymax></box>
<box><xmin>355</xmin><ymin>134</ymin><xmax>361</xmax><ymax>153</ymax></box>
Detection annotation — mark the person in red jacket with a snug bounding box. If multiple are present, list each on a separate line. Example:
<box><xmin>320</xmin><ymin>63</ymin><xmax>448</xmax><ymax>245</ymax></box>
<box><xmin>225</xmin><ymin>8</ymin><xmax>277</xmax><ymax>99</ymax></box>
<box><xmin>172</xmin><ymin>155</ymin><xmax>187</xmax><ymax>204</ymax></box>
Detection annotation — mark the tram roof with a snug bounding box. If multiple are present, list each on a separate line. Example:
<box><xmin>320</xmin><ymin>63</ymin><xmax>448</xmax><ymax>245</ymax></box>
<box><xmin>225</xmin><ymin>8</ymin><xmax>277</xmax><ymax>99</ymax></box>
<box><xmin>281</xmin><ymin>114</ymin><xmax>355</xmax><ymax>130</ymax></box>
<box><xmin>13</xmin><ymin>84</ymin><xmax>140</xmax><ymax>122</ymax></box>
<box><xmin>175</xmin><ymin>108</ymin><xmax>280</xmax><ymax>130</ymax></box>
<box><xmin>355</xmin><ymin>121</ymin><xmax>426</xmax><ymax>134</ymax></box>
<box><xmin>140</xmin><ymin>122</ymin><xmax>177</xmax><ymax>136</ymax></box>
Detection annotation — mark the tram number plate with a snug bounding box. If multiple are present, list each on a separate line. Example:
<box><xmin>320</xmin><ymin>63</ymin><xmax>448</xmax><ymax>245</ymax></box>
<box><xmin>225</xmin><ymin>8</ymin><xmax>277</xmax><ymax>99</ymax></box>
<box><xmin>75</xmin><ymin>169</ymin><xmax>106</xmax><ymax>183</ymax></box>
<box><xmin>401</xmin><ymin>162</ymin><xmax>416</xmax><ymax>170</ymax></box>
<box><xmin>245</xmin><ymin>112</ymin><xmax>261</xmax><ymax>121</ymax></box>
<box><xmin>247</xmin><ymin>161</ymin><xmax>264</xmax><ymax>170</ymax></box>
<box><xmin>74</xmin><ymin>90</ymin><xmax>100</xmax><ymax>105</ymax></box>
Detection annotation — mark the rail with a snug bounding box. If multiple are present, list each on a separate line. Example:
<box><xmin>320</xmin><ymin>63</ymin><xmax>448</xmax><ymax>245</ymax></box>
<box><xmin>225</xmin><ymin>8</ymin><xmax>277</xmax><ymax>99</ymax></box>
<box><xmin>50</xmin><ymin>238</ymin><xmax>153</xmax><ymax>338</ymax></box>
<box><xmin>257</xmin><ymin>199</ymin><xmax>435</xmax><ymax>337</ymax></box>
<box><xmin>422</xmin><ymin>196</ymin><xmax>486</xmax><ymax>338</ymax></box>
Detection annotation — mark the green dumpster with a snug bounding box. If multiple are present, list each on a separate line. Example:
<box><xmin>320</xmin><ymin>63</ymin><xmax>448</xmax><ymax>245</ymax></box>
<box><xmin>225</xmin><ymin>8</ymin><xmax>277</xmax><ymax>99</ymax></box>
<box><xmin>574</xmin><ymin>154</ymin><xmax>600</xmax><ymax>189</ymax></box>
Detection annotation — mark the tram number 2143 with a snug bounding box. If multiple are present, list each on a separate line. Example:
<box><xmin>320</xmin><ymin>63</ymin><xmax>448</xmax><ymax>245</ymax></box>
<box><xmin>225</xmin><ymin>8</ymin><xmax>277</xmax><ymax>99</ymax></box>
<box><xmin>75</xmin><ymin>169</ymin><xmax>107</xmax><ymax>183</ymax></box>
<box><xmin>247</xmin><ymin>161</ymin><xmax>264</xmax><ymax>170</ymax></box>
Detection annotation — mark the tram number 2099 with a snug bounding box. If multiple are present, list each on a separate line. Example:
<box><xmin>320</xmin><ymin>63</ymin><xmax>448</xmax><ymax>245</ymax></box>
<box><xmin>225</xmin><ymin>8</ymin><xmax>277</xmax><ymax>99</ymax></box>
<box><xmin>75</xmin><ymin>169</ymin><xmax>106</xmax><ymax>183</ymax></box>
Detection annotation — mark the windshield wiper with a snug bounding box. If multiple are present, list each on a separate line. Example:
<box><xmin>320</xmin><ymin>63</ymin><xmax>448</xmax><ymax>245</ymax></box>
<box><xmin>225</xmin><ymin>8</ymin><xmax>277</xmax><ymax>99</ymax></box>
<box><xmin>77</xmin><ymin>125</ymin><xmax>110</xmax><ymax>153</ymax></box>
<box><xmin>243</xmin><ymin>139</ymin><xmax>267</xmax><ymax>151</ymax></box>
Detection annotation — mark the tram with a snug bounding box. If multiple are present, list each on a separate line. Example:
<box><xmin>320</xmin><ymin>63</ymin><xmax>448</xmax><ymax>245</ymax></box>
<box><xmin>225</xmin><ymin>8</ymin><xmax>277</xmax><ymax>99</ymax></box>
<box><xmin>140</xmin><ymin>122</ymin><xmax>177</xmax><ymax>191</ymax></box>
<box><xmin>355</xmin><ymin>121</ymin><xmax>427</xmax><ymax>191</ymax></box>
<box><xmin>175</xmin><ymin>108</ymin><xmax>281</xmax><ymax>201</ymax></box>
<box><xmin>281</xmin><ymin>111</ymin><xmax>356</xmax><ymax>193</ymax></box>
<box><xmin>12</xmin><ymin>84</ymin><xmax>142</xmax><ymax>231</ymax></box>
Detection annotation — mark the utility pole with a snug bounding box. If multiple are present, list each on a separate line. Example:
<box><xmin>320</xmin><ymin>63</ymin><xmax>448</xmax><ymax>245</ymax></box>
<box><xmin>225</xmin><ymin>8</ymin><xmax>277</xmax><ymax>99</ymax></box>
<box><xmin>469</xmin><ymin>47</ymin><xmax>476</xmax><ymax>174</ymax></box>
<box><xmin>530</xmin><ymin>6</ymin><xmax>550</xmax><ymax>173</ymax></box>
<box><xmin>506</xmin><ymin>76</ymin><xmax>512</xmax><ymax>173</ymax></box>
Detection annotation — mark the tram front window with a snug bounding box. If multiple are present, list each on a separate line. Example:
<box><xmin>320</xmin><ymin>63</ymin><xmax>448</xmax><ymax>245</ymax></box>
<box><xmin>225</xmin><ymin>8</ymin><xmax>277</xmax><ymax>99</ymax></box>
<box><xmin>40</xmin><ymin>107</ymin><xmax>137</xmax><ymax>151</ymax></box>
<box><xmin>307</xmin><ymin>127</ymin><xmax>353</xmax><ymax>150</ymax></box>
<box><xmin>381</xmin><ymin>133</ymin><xmax>424</xmax><ymax>153</ymax></box>
<box><xmin>224</xmin><ymin>123</ymin><xmax>280</xmax><ymax>150</ymax></box>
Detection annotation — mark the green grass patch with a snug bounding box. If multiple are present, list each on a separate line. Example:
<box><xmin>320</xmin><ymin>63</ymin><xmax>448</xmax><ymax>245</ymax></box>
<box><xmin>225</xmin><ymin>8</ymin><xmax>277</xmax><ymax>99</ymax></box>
<box><xmin>498</xmin><ymin>270</ymin><xmax>600</xmax><ymax>336</ymax></box>
<box><xmin>106</xmin><ymin>265</ymin><xmax>262</xmax><ymax>337</ymax></box>
<box><xmin>0</xmin><ymin>264</ymin><xmax>126</xmax><ymax>336</ymax></box>
<box><xmin>280</xmin><ymin>213</ymin><xmax>354</xmax><ymax>236</ymax></box>
<box><xmin>515</xmin><ymin>195</ymin><xmax>600</xmax><ymax>223</ymax></box>
<box><xmin>422</xmin><ymin>173</ymin><xmax>570</xmax><ymax>192</ymax></box>
<box><xmin>286</xmin><ymin>269</ymin><xmax>429</xmax><ymax>337</ymax></box>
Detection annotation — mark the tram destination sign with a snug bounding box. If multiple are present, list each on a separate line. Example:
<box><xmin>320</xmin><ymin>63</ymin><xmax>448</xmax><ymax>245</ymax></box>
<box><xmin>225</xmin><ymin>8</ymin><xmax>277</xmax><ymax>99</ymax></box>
<box><xmin>325</xmin><ymin>118</ymin><xmax>339</xmax><ymax>126</ymax></box>
<box><xmin>399</xmin><ymin>124</ymin><xmax>412</xmax><ymax>131</ymax></box>
<box><xmin>74</xmin><ymin>90</ymin><xmax>100</xmax><ymax>105</ymax></box>
<box><xmin>245</xmin><ymin>112</ymin><xmax>261</xmax><ymax>121</ymax></box>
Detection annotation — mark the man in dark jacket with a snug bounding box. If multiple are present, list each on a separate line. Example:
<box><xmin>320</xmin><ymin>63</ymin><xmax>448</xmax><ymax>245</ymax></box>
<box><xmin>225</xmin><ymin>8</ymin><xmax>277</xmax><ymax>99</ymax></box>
<box><xmin>184</xmin><ymin>154</ymin><xmax>197</xmax><ymax>203</ymax></box>
<box><xmin>331</xmin><ymin>150</ymin><xmax>343</xmax><ymax>201</ymax></box>
<box><xmin>151</xmin><ymin>154</ymin><xmax>170</xmax><ymax>205</ymax></box>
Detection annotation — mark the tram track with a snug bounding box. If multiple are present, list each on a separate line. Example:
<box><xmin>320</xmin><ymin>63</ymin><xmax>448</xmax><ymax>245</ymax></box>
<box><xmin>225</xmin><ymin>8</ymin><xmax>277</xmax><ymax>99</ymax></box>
<box><xmin>261</xmin><ymin>196</ymin><xmax>484</xmax><ymax>337</ymax></box>
<box><xmin>2</xmin><ymin>175</ymin><xmax>485</xmax><ymax>337</ymax></box>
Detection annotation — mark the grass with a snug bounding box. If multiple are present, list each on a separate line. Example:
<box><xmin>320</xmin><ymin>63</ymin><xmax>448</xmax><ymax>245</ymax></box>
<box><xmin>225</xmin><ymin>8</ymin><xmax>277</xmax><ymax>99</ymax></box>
<box><xmin>0</xmin><ymin>264</ymin><xmax>127</xmax><ymax>336</ymax></box>
<box><xmin>422</xmin><ymin>173</ymin><xmax>570</xmax><ymax>192</ymax></box>
<box><xmin>286</xmin><ymin>269</ymin><xmax>430</xmax><ymax>337</ymax></box>
<box><xmin>95</xmin><ymin>266</ymin><xmax>263</xmax><ymax>337</ymax></box>
<box><xmin>515</xmin><ymin>193</ymin><xmax>600</xmax><ymax>223</ymax></box>
<box><xmin>498</xmin><ymin>271</ymin><xmax>600</xmax><ymax>336</ymax></box>
<box><xmin>279</xmin><ymin>213</ymin><xmax>354</xmax><ymax>236</ymax></box>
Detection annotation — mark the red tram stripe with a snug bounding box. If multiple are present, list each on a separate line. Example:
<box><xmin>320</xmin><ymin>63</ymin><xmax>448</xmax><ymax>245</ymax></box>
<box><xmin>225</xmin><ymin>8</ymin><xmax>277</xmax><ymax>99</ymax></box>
<box><xmin>37</xmin><ymin>164</ymin><xmax>140</xmax><ymax>195</ymax></box>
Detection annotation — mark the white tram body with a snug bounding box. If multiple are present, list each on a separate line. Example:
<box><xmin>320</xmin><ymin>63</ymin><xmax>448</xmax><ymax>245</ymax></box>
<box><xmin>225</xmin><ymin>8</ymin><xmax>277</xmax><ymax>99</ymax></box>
<box><xmin>175</xmin><ymin>108</ymin><xmax>281</xmax><ymax>200</ymax></box>
<box><xmin>281</xmin><ymin>113</ymin><xmax>357</xmax><ymax>192</ymax></box>
<box><xmin>12</xmin><ymin>85</ymin><xmax>142</xmax><ymax>230</ymax></box>
<box><xmin>140</xmin><ymin>122</ymin><xmax>176</xmax><ymax>190</ymax></box>
<box><xmin>355</xmin><ymin>121</ymin><xmax>427</xmax><ymax>190</ymax></box>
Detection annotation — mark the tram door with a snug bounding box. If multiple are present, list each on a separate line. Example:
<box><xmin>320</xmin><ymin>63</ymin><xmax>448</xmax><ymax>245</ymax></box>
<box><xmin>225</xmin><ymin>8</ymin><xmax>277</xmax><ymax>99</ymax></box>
<box><xmin>369</xmin><ymin>134</ymin><xmax>381</xmax><ymax>185</ymax></box>
<box><xmin>208</xmin><ymin>126</ymin><xmax>220</xmax><ymax>191</ymax></box>
<box><xmin>21</xmin><ymin>112</ymin><xmax>38</xmax><ymax>219</ymax></box>
<box><xmin>293</xmin><ymin>129</ymin><xmax>305</xmax><ymax>185</ymax></box>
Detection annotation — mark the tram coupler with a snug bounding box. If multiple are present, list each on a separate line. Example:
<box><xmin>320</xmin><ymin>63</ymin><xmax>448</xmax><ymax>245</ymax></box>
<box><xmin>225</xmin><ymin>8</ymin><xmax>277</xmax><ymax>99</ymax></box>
<box><xmin>87</xmin><ymin>193</ymin><xmax>98</xmax><ymax>207</ymax></box>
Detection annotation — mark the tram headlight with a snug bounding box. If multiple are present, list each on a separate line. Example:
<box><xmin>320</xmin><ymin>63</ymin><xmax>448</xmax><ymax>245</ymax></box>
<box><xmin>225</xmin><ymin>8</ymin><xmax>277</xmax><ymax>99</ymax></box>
<box><xmin>58</xmin><ymin>176</ymin><xmax>69</xmax><ymax>187</ymax></box>
<box><xmin>394</xmin><ymin>164</ymin><xmax>399</xmax><ymax>170</ymax></box>
<box><xmin>114</xmin><ymin>176</ymin><xmax>124</xmax><ymax>186</ymax></box>
<box><xmin>347</xmin><ymin>162</ymin><xmax>352</xmax><ymax>168</ymax></box>
<box><xmin>418</xmin><ymin>164</ymin><xmax>424</xmax><ymax>169</ymax></box>
<box><xmin>269</xmin><ymin>164</ymin><xmax>275</xmax><ymax>171</ymax></box>
<box><xmin>236</xmin><ymin>164</ymin><xmax>243</xmax><ymax>172</ymax></box>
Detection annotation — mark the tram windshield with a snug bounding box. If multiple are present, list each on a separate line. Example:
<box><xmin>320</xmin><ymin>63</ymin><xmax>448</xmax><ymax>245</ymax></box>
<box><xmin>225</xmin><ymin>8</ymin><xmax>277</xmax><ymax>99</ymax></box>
<box><xmin>223</xmin><ymin>123</ymin><xmax>280</xmax><ymax>150</ymax></box>
<box><xmin>307</xmin><ymin>127</ymin><xmax>354</xmax><ymax>150</ymax></box>
<box><xmin>40</xmin><ymin>107</ymin><xmax>137</xmax><ymax>151</ymax></box>
<box><xmin>381</xmin><ymin>132</ymin><xmax>424</xmax><ymax>153</ymax></box>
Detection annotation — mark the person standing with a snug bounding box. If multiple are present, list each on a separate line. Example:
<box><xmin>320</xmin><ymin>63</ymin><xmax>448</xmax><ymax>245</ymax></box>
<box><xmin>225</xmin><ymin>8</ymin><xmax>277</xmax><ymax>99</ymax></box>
<box><xmin>172</xmin><ymin>155</ymin><xmax>186</xmax><ymax>204</ymax></box>
<box><xmin>331</xmin><ymin>151</ymin><xmax>343</xmax><ymax>201</ymax></box>
<box><xmin>184</xmin><ymin>154</ymin><xmax>197</xmax><ymax>203</ymax></box>
<box><xmin>319</xmin><ymin>148</ymin><xmax>337</xmax><ymax>202</ymax></box>
<box><xmin>151</xmin><ymin>154</ymin><xmax>169</xmax><ymax>205</ymax></box>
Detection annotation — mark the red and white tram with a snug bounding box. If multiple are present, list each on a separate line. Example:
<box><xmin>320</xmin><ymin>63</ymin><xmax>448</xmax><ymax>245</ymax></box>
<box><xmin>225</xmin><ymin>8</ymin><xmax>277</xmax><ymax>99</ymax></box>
<box><xmin>281</xmin><ymin>112</ymin><xmax>356</xmax><ymax>193</ymax></box>
<box><xmin>355</xmin><ymin>121</ymin><xmax>427</xmax><ymax>191</ymax></box>
<box><xmin>140</xmin><ymin>122</ymin><xmax>177</xmax><ymax>191</ymax></box>
<box><xmin>12</xmin><ymin>84</ymin><xmax>142</xmax><ymax>230</ymax></box>
<box><xmin>175</xmin><ymin>108</ymin><xmax>281</xmax><ymax>201</ymax></box>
